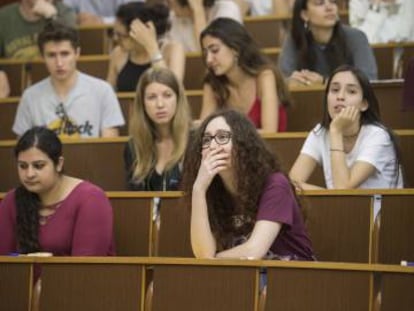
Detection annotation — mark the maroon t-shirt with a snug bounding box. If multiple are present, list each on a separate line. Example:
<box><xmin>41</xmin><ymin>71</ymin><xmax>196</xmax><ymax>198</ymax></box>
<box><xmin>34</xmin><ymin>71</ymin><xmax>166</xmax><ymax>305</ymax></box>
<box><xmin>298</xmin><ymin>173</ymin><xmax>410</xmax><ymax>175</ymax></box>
<box><xmin>0</xmin><ymin>181</ymin><xmax>115</xmax><ymax>256</ymax></box>
<box><xmin>256</xmin><ymin>173</ymin><xmax>314</xmax><ymax>261</ymax></box>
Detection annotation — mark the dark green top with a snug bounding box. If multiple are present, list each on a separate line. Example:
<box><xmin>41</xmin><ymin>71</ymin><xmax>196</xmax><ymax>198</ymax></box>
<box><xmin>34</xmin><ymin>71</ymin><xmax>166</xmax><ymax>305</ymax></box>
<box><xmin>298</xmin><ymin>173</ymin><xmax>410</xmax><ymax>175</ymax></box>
<box><xmin>0</xmin><ymin>2</ymin><xmax>76</xmax><ymax>59</ymax></box>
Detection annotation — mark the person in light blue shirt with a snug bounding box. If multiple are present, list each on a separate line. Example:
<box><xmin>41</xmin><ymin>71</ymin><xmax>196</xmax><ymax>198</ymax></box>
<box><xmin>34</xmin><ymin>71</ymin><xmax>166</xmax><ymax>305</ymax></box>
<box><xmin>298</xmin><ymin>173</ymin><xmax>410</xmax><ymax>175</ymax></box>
<box><xmin>63</xmin><ymin>0</ymin><xmax>144</xmax><ymax>24</ymax></box>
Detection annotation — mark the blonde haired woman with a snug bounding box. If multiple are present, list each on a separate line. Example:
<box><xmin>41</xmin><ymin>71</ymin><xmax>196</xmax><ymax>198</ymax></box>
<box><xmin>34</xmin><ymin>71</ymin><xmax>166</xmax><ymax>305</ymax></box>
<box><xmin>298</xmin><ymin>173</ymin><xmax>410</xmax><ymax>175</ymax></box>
<box><xmin>124</xmin><ymin>67</ymin><xmax>191</xmax><ymax>190</ymax></box>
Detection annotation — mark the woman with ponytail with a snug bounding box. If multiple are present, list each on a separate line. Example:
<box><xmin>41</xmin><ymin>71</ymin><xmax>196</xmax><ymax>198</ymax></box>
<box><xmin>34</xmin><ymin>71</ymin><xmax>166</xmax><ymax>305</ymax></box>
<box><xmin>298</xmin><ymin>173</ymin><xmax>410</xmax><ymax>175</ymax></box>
<box><xmin>0</xmin><ymin>127</ymin><xmax>114</xmax><ymax>256</ymax></box>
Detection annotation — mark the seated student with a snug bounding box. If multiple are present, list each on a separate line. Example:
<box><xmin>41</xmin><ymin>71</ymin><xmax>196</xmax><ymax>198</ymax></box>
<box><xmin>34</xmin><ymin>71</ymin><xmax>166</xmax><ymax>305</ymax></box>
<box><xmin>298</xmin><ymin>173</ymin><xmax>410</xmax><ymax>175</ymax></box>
<box><xmin>0</xmin><ymin>68</ymin><xmax>10</xmax><ymax>98</ymax></box>
<box><xmin>279</xmin><ymin>0</ymin><xmax>378</xmax><ymax>86</ymax></box>
<box><xmin>63</xmin><ymin>0</ymin><xmax>143</xmax><ymax>25</ymax></box>
<box><xmin>166</xmin><ymin>0</ymin><xmax>242</xmax><ymax>52</ymax></box>
<box><xmin>124</xmin><ymin>67</ymin><xmax>191</xmax><ymax>191</ymax></box>
<box><xmin>0</xmin><ymin>126</ymin><xmax>115</xmax><ymax>256</ymax></box>
<box><xmin>290</xmin><ymin>65</ymin><xmax>404</xmax><ymax>189</ymax></box>
<box><xmin>0</xmin><ymin>0</ymin><xmax>76</xmax><ymax>60</ymax></box>
<box><xmin>0</xmin><ymin>126</ymin><xmax>115</xmax><ymax>311</ymax></box>
<box><xmin>12</xmin><ymin>22</ymin><xmax>125</xmax><ymax>138</ymax></box>
<box><xmin>107</xmin><ymin>2</ymin><xmax>185</xmax><ymax>92</ymax></box>
<box><xmin>0</xmin><ymin>0</ymin><xmax>76</xmax><ymax>92</ymax></box>
<box><xmin>199</xmin><ymin>18</ymin><xmax>290</xmax><ymax>132</ymax></box>
<box><xmin>181</xmin><ymin>109</ymin><xmax>314</xmax><ymax>261</ymax></box>
<box><xmin>349</xmin><ymin>0</ymin><xmax>414</xmax><ymax>44</ymax></box>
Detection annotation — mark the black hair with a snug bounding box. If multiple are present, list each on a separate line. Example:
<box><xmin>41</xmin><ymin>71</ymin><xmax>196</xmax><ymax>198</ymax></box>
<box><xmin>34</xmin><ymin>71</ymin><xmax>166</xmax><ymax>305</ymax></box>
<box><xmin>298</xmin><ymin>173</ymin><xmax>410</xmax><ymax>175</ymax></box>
<box><xmin>181</xmin><ymin>110</ymin><xmax>299</xmax><ymax>248</ymax></box>
<box><xmin>37</xmin><ymin>21</ymin><xmax>79</xmax><ymax>54</ymax></box>
<box><xmin>291</xmin><ymin>0</ymin><xmax>352</xmax><ymax>75</ymax></box>
<box><xmin>321</xmin><ymin>65</ymin><xmax>404</xmax><ymax>187</ymax></box>
<box><xmin>14</xmin><ymin>127</ymin><xmax>63</xmax><ymax>253</ymax></box>
<box><xmin>200</xmin><ymin>18</ymin><xmax>290</xmax><ymax>107</ymax></box>
<box><xmin>116</xmin><ymin>2</ymin><xmax>171</xmax><ymax>36</ymax></box>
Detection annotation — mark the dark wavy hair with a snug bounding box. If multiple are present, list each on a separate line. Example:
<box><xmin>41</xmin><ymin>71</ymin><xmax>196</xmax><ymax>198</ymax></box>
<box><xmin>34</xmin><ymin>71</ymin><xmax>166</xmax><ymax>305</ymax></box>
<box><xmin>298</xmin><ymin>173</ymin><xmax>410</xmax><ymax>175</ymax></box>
<box><xmin>291</xmin><ymin>0</ymin><xmax>352</xmax><ymax>75</ymax></box>
<box><xmin>200</xmin><ymin>18</ymin><xmax>290</xmax><ymax>108</ymax></box>
<box><xmin>181</xmin><ymin>110</ymin><xmax>292</xmax><ymax>248</ymax></box>
<box><xmin>321</xmin><ymin>65</ymin><xmax>404</xmax><ymax>186</ymax></box>
<box><xmin>14</xmin><ymin>127</ymin><xmax>63</xmax><ymax>253</ymax></box>
<box><xmin>116</xmin><ymin>2</ymin><xmax>171</xmax><ymax>37</ymax></box>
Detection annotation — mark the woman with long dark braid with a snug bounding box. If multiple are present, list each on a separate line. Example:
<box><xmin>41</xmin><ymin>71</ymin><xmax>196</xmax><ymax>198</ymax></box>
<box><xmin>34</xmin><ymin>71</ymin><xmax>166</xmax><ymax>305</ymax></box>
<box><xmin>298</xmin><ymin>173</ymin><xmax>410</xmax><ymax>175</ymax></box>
<box><xmin>0</xmin><ymin>126</ymin><xmax>114</xmax><ymax>255</ymax></box>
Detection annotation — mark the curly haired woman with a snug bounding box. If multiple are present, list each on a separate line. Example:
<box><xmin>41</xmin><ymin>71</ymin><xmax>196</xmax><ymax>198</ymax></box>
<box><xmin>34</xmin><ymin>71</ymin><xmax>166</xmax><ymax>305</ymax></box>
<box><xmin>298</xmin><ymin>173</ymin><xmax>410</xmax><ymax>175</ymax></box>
<box><xmin>181</xmin><ymin>109</ymin><xmax>314</xmax><ymax>260</ymax></box>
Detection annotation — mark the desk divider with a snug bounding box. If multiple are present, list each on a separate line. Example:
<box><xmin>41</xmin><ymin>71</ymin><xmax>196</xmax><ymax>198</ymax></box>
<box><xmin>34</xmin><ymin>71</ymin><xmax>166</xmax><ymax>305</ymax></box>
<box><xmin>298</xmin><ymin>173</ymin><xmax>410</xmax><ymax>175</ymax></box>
<box><xmin>1</xmin><ymin>256</ymin><xmax>414</xmax><ymax>311</ymax></box>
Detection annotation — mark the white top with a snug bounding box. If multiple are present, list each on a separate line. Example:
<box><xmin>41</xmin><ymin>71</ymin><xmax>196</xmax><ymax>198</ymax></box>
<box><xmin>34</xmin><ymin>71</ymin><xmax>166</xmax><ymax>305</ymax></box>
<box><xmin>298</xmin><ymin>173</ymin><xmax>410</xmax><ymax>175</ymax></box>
<box><xmin>349</xmin><ymin>0</ymin><xmax>414</xmax><ymax>43</ymax></box>
<box><xmin>13</xmin><ymin>72</ymin><xmax>125</xmax><ymax>138</ymax></box>
<box><xmin>168</xmin><ymin>0</ymin><xmax>243</xmax><ymax>52</ymax></box>
<box><xmin>247</xmin><ymin>0</ymin><xmax>272</xmax><ymax>16</ymax></box>
<box><xmin>300</xmin><ymin>124</ymin><xmax>403</xmax><ymax>189</ymax></box>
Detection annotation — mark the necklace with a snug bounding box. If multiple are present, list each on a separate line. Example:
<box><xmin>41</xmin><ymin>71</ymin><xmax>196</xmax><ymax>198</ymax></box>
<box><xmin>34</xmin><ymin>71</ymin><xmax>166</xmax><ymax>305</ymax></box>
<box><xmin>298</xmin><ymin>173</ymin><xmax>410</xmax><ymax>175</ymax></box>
<box><xmin>39</xmin><ymin>201</ymin><xmax>62</xmax><ymax>225</ymax></box>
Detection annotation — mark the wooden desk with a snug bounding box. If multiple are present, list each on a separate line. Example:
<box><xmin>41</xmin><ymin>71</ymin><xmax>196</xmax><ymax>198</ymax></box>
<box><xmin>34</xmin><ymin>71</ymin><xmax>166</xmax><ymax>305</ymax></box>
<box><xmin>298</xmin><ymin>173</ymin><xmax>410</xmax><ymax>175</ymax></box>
<box><xmin>152</xmin><ymin>263</ymin><xmax>258</xmax><ymax>311</ymax></box>
<box><xmin>40</xmin><ymin>259</ymin><xmax>145</xmax><ymax>311</ymax></box>
<box><xmin>0</xmin><ymin>97</ymin><xmax>19</xmax><ymax>140</ymax></box>
<box><xmin>157</xmin><ymin>196</ymin><xmax>193</xmax><ymax>257</ymax></box>
<box><xmin>0</xmin><ymin>257</ymin><xmax>33</xmax><ymax>311</ymax></box>
<box><xmin>1</xmin><ymin>256</ymin><xmax>413</xmax><ymax>311</ymax></box>
<box><xmin>0</xmin><ymin>130</ymin><xmax>413</xmax><ymax>192</ymax></box>
<box><xmin>108</xmin><ymin>193</ymin><xmax>155</xmax><ymax>256</ymax></box>
<box><xmin>377</xmin><ymin>192</ymin><xmax>414</xmax><ymax>264</ymax></box>
<box><xmin>302</xmin><ymin>191</ymin><xmax>374</xmax><ymax>263</ymax></box>
<box><xmin>78</xmin><ymin>25</ymin><xmax>112</xmax><ymax>55</ymax></box>
<box><xmin>0</xmin><ymin>81</ymin><xmax>410</xmax><ymax>142</ymax></box>
<box><xmin>0</xmin><ymin>59</ymin><xmax>26</xmax><ymax>97</ymax></box>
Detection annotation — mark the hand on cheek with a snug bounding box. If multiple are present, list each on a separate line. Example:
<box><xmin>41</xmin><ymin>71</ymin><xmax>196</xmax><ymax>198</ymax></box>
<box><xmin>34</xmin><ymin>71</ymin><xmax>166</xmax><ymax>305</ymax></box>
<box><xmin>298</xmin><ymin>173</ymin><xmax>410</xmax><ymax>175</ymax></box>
<box><xmin>32</xmin><ymin>0</ymin><xmax>57</xmax><ymax>18</ymax></box>
<box><xmin>330</xmin><ymin>106</ymin><xmax>359</xmax><ymax>133</ymax></box>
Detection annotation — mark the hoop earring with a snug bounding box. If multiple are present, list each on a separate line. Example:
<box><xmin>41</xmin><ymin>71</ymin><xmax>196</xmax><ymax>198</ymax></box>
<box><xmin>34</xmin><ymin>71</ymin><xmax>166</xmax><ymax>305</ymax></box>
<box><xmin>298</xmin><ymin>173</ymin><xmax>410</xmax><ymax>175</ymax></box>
<box><xmin>304</xmin><ymin>21</ymin><xmax>309</xmax><ymax>30</ymax></box>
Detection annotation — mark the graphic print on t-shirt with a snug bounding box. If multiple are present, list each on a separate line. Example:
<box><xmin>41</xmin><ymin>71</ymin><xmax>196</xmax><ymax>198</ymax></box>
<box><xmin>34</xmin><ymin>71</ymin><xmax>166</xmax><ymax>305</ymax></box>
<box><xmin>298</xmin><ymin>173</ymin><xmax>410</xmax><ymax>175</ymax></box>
<box><xmin>48</xmin><ymin>103</ymin><xmax>93</xmax><ymax>138</ymax></box>
<box><xmin>5</xmin><ymin>34</ymin><xmax>39</xmax><ymax>59</ymax></box>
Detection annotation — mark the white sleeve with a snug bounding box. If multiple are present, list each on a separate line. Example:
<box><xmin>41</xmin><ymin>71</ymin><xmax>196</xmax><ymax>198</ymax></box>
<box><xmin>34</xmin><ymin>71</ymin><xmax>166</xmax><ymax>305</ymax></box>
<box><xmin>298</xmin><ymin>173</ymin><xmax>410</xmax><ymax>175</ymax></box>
<box><xmin>100</xmin><ymin>83</ymin><xmax>125</xmax><ymax>130</ymax></box>
<box><xmin>395</xmin><ymin>0</ymin><xmax>414</xmax><ymax>42</ymax></box>
<box><xmin>356</xmin><ymin>128</ymin><xmax>395</xmax><ymax>172</ymax></box>
<box><xmin>349</xmin><ymin>0</ymin><xmax>387</xmax><ymax>44</ymax></box>
<box><xmin>349</xmin><ymin>0</ymin><xmax>369</xmax><ymax>27</ymax></box>
<box><xmin>300</xmin><ymin>129</ymin><xmax>323</xmax><ymax>165</ymax></box>
<box><xmin>62</xmin><ymin>0</ymin><xmax>79</xmax><ymax>11</ymax></box>
<box><xmin>211</xmin><ymin>1</ymin><xmax>243</xmax><ymax>24</ymax></box>
<box><xmin>12</xmin><ymin>92</ymin><xmax>33</xmax><ymax>136</ymax></box>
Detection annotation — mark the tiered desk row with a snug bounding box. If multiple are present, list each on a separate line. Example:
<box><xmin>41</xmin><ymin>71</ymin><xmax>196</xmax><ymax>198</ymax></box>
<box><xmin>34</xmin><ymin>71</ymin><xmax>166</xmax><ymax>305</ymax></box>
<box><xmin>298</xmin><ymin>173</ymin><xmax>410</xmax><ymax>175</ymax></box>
<box><xmin>1</xmin><ymin>41</ymin><xmax>414</xmax><ymax>96</ymax></box>
<box><xmin>1</xmin><ymin>81</ymin><xmax>413</xmax><ymax>137</ymax></box>
<box><xmin>1</xmin><ymin>189</ymin><xmax>414</xmax><ymax>311</ymax></box>
<box><xmin>0</xmin><ymin>130</ymin><xmax>412</xmax><ymax>189</ymax></box>
<box><xmin>1</xmin><ymin>256</ymin><xmax>413</xmax><ymax>311</ymax></box>
<box><xmin>0</xmin><ymin>190</ymin><xmax>413</xmax><ymax>262</ymax></box>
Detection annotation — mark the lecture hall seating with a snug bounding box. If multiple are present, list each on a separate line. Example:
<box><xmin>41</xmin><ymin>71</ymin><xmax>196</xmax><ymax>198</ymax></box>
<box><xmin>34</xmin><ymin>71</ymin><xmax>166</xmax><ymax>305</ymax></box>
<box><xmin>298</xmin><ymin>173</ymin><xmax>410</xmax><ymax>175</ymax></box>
<box><xmin>0</xmin><ymin>130</ymin><xmax>413</xmax><ymax>192</ymax></box>
<box><xmin>2</xmin><ymin>41</ymin><xmax>413</xmax><ymax>96</ymax></box>
<box><xmin>1</xmin><ymin>256</ymin><xmax>413</xmax><ymax>311</ymax></box>
<box><xmin>1</xmin><ymin>80</ymin><xmax>411</xmax><ymax>141</ymax></box>
<box><xmin>1</xmin><ymin>189</ymin><xmax>414</xmax><ymax>264</ymax></box>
